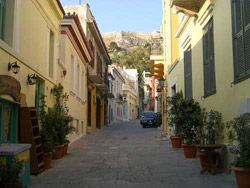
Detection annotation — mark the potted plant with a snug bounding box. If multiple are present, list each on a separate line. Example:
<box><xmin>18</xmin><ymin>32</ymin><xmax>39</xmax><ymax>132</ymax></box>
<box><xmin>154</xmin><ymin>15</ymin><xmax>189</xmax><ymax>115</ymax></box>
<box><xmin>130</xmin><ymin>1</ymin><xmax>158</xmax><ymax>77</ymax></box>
<box><xmin>167</xmin><ymin>91</ymin><xmax>184</xmax><ymax>148</ymax></box>
<box><xmin>39</xmin><ymin>94</ymin><xmax>54</xmax><ymax>169</ymax></box>
<box><xmin>179</xmin><ymin>98</ymin><xmax>202</xmax><ymax>158</ymax></box>
<box><xmin>51</xmin><ymin>84</ymin><xmax>74</xmax><ymax>159</ymax></box>
<box><xmin>197</xmin><ymin>110</ymin><xmax>224</xmax><ymax>169</ymax></box>
<box><xmin>226</xmin><ymin>113</ymin><xmax>250</xmax><ymax>188</ymax></box>
<box><xmin>0</xmin><ymin>156</ymin><xmax>23</xmax><ymax>188</ymax></box>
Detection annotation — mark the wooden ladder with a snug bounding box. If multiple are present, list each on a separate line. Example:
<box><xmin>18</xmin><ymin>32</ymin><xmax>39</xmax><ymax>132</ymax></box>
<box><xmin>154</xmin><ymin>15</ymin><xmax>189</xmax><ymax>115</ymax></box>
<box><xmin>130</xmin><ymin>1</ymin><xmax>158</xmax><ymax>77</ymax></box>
<box><xmin>19</xmin><ymin>106</ymin><xmax>45</xmax><ymax>174</ymax></box>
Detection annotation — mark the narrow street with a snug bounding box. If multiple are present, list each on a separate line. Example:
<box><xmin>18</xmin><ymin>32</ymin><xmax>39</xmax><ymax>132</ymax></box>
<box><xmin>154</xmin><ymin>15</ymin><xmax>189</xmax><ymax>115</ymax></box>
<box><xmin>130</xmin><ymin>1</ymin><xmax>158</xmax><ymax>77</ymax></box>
<box><xmin>30</xmin><ymin>121</ymin><xmax>236</xmax><ymax>188</ymax></box>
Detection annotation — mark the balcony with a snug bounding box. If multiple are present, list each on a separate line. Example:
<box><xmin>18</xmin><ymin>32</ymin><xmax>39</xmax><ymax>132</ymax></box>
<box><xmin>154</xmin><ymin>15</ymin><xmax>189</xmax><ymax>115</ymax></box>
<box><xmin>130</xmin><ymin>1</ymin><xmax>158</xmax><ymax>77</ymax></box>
<box><xmin>171</xmin><ymin>0</ymin><xmax>206</xmax><ymax>16</ymax></box>
<box><xmin>115</xmin><ymin>93</ymin><xmax>123</xmax><ymax>103</ymax></box>
<box><xmin>96</xmin><ymin>72</ymin><xmax>109</xmax><ymax>92</ymax></box>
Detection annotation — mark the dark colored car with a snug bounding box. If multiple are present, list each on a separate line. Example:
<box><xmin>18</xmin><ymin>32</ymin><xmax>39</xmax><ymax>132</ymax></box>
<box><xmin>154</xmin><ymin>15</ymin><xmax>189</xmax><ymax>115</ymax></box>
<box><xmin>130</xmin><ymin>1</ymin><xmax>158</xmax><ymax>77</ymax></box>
<box><xmin>140</xmin><ymin>111</ymin><xmax>160</xmax><ymax>128</ymax></box>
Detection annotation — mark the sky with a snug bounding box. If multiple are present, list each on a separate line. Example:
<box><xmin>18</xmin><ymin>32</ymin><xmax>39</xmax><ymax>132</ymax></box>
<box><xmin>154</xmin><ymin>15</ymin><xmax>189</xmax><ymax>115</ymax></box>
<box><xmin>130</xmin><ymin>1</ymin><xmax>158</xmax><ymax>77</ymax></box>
<box><xmin>60</xmin><ymin>0</ymin><xmax>162</xmax><ymax>33</ymax></box>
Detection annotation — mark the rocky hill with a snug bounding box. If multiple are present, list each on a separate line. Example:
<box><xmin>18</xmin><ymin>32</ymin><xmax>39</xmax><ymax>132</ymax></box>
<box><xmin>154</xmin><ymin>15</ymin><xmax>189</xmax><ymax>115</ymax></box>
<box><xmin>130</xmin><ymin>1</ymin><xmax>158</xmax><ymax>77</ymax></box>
<box><xmin>102</xmin><ymin>31</ymin><xmax>162</xmax><ymax>54</ymax></box>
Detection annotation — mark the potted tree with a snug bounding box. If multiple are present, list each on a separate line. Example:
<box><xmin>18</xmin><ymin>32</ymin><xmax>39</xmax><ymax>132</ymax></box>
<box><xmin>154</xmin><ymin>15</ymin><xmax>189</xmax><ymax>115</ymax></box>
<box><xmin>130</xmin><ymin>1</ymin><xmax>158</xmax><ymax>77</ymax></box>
<box><xmin>167</xmin><ymin>91</ymin><xmax>184</xmax><ymax>148</ymax></box>
<box><xmin>197</xmin><ymin>110</ymin><xmax>224</xmax><ymax>169</ymax></box>
<box><xmin>51</xmin><ymin>84</ymin><xmax>74</xmax><ymax>159</ymax></box>
<box><xmin>39</xmin><ymin>94</ymin><xmax>55</xmax><ymax>169</ymax></box>
<box><xmin>179</xmin><ymin>99</ymin><xmax>202</xmax><ymax>158</ymax></box>
<box><xmin>227</xmin><ymin>113</ymin><xmax>250</xmax><ymax>188</ymax></box>
<box><xmin>0</xmin><ymin>156</ymin><xmax>23</xmax><ymax>188</ymax></box>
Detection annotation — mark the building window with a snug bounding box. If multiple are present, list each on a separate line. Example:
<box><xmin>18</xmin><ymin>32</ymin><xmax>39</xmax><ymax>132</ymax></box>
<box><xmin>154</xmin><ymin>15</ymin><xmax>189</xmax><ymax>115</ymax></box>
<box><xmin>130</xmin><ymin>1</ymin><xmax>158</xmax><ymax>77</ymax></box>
<box><xmin>232</xmin><ymin>0</ymin><xmax>250</xmax><ymax>82</ymax></box>
<box><xmin>0</xmin><ymin>0</ymin><xmax>6</xmax><ymax>41</ymax></box>
<box><xmin>81</xmin><ymin>70</ymin><xmax>85</xmax><ymax>101</ymax></box>
<box><xmin>203</xmin><ymin>19</ymin><xmax>216</xmax><ymax>97</ymax></box>
<box><xmin>184</xmin><ymin>48</ymin><xmax>193</xmax><ymax>99</ymax></box>
<box><xmin>0</xmin><ymin>0</ymin><xmax>15</xmax><ymax>47</ymax></box>
<box><xmin>77</xmin><ymin>64</ymin><xmax>80</xmax><ymax>97</ymax></box>
<box><xmin>71</xmin><ymin>56</ymin><xmax>75</xmax><ymax>92</ymax></box>
<box><xmin>49</xmin><ymin>30</ymin><xmax>54</xmax><ymax>78</ymax></box>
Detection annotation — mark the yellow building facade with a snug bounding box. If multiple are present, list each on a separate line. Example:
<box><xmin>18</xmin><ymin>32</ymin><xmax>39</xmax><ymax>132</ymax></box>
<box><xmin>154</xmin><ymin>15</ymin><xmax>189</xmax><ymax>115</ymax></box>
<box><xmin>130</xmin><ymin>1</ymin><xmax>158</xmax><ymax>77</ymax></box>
<box><xmin>64</xmin><ymin>4</ymin><xmax>111</xmax><ymax>130</ymax></box>
<box><xmin>162</xmin><ymin>0</ymin><xmax>250</xmax><ymax>167</ymax></box>
<box><xmin>0</xmin><ymin>0</ymin><xmax>64</xmax><ymax>143</ymax></box>
<box><xmin>59</xmin><ymin>14</ymin><xmax>92</xmax><ymax>143</ymax></box>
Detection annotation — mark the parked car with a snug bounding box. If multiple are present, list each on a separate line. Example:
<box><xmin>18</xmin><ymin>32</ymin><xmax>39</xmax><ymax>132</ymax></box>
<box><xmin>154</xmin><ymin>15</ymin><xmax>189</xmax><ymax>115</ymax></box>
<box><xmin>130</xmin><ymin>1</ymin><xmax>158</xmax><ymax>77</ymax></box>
<box><xmin>154</xmin><ymin>112</ymin><xmax>162</xmax><ymax>127</ymax></box>
<box><xmin>140</xmin><ymin>111</ymin><xmax>160</xmax><ymax>128</ymax></box>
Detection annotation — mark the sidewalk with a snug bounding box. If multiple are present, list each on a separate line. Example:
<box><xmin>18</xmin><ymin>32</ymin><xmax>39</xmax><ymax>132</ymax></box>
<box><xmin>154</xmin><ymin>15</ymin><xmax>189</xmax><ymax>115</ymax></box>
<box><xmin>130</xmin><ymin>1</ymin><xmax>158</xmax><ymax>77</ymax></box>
<box><xmin>30</xmin><ymin>121</ymin><xmax>237</xmax><ymax>188</ymax></box>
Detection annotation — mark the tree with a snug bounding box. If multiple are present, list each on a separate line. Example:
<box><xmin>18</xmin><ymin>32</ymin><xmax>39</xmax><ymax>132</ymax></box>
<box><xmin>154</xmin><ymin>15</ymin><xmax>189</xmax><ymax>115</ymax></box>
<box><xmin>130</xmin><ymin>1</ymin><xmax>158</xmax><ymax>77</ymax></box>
<box><xmin>108</xmin><ymin>42</ymin><xmax>120</xmax><ymax>52</ymax></box>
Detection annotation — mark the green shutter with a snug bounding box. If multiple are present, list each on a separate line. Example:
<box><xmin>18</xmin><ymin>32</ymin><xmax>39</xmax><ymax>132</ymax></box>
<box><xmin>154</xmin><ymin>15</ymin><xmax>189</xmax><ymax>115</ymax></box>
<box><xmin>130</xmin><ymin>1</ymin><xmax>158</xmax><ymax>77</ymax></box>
<box><xmin>184</xmin><ymin>49</ymin><xmax>193</xmax><ymax>99</ymax></box>
<box><xmin>203</xmin><ymin>20</ymin><xmax>215</xmax><ymax>96</ymax></box>
<box><xmin>203</xmin><ymin>31</ymin><xmax>210</xmax><ymax>95</ymax></box>
<box><xmin>243</xmin><ymin>0</ymin><xmax>250</xmax><ymax>75</ymax></box>
<box><xmin>208</xmin><ymin>21</ymin><xmax>216</xmax><ymax>92</ymax></box>
<box><xmin>0</xmin><ymin>0</ymin><xmax>5</xmax><ymax>40</ymax></box>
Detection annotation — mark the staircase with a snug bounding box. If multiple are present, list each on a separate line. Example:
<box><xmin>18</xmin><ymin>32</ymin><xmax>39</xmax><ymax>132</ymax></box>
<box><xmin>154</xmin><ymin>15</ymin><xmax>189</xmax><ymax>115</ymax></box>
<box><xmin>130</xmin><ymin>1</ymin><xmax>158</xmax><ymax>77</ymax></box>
<box><xmin>29</xmin><ymin>107</ymin><xmax>45</xmax><ymax>174</ymax></box>
<box><xmin>19</xmin><ymin>106</ymin><xmax>45</xmax><ymax>174</ymax></box>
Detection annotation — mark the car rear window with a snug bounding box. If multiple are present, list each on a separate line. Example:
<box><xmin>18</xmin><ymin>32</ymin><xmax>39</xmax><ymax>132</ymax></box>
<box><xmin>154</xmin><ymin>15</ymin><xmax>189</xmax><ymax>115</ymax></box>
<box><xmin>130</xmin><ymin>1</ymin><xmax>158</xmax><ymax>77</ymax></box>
<box><xmin>142</xmin><ymin>112</ymin><xmax>155</xmax><ymax>118</ymax></box>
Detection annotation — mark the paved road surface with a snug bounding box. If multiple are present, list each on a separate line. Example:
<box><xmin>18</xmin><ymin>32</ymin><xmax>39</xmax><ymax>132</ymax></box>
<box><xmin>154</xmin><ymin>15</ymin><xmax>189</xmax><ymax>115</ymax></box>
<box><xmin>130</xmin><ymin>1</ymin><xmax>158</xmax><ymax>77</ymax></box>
<box><xmin>30</xmin><ymin>120</ymin><xmax>236</xmax><ymax>188</ymax></box>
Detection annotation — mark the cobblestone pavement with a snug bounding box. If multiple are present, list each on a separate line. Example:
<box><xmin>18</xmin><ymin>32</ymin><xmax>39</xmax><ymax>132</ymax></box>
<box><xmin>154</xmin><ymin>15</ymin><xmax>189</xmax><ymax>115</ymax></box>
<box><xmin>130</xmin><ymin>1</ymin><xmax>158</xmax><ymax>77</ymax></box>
<box><xmin>30</xmin><ymin>120</ymin><xmax>237</xmax><ymax>188</ymax></box>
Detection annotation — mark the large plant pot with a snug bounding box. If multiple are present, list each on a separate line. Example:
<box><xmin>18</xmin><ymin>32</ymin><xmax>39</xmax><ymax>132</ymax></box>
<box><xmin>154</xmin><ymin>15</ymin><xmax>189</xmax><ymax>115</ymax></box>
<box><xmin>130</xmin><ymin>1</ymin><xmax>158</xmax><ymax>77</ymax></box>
<box><xmin>4</xmin><ymin>181</ymin><xmax>23</xmax><ymax>188</ymax></box>
<box><xmin>198</xmin><ymin>151</ymin><xmax>217</xmax><ymax>169</ymax></box>
<box><xmin>170</xmin><ymin>136</ymin><xmax>183</xmax><ymax>148</ymax></box>
<box><xmin>44</xmin><ymin>152</ymin><xmax>52</xmax><ymax>169</ymax></box>
<box><xmin>53</xmin><ymin>145</ymin><xmax>64</xmax><ymax>160</ymax></box>
<box><xmin>64</xmin><ymin>141</ymin><xmax>70</xmax><ymax>155</ymax></box>
<box><xmin>232</xmin><ymin>167</ymin><xmax>250</xmax><ymax>188</ymax></box>
<box><xmin>182</xmin><ymin>144</ymin><xmax>197</xmax><ymax>158</ymax></box>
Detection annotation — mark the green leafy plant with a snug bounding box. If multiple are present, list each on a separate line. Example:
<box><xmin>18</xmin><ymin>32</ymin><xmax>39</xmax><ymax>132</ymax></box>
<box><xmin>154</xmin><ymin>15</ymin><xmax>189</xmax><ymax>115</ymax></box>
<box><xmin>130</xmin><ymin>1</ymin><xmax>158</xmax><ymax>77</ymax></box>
<box><xmin>167</xmin><ymin>91</ymin><xmax>185</xmax><ymax>137</ymax></box>
<box><xmin>52</xmin><ymin>84</ymin><xmax>74</xmax><ymax>145</ymax></box>
<box><xmin>0</xmin><ymin>156</ymin><xmax>23</xmax><ymax>183</ymax></box>
<box><xmin>198</xmin><ymin>110</ymin><xmax>224</xmax><ymax>144</ymax></box>
<box><xmin>179</xmin><ymin>98</ymin><xmax>202</xmax><ymax>144</ymax></box>
<box><xmin>226</xmin><ymin>113</ymin><xmax>250</xmax><ymax>168</ymax></box>
<box><xmin>39</xmin><ymin>94</ymin><xmax>55</xmax><ymax>152</ymax></box>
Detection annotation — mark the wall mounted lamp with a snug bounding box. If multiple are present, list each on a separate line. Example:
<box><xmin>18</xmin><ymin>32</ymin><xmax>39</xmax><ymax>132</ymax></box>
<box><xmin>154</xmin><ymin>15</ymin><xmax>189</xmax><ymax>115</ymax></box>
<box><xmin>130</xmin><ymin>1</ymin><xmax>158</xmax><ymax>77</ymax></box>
<box><xmin>27</xmin><ymin>74</ymin><xmax>37</xmax><ymax>85</ymax></box>
<box><xmin>62</xmin><ymin>70</ymin><xmax>67</xmax><ymax>77</ymax></box>
<box><xmin>8</xmin><ymin>61</ymin><xmax>20</xmax><ymax>74</ymax></box>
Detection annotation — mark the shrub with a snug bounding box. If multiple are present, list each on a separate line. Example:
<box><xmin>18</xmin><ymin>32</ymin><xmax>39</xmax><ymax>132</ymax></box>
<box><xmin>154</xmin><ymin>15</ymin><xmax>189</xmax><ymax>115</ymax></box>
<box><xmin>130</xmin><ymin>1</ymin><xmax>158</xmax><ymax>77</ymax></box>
<box><xmin>0</xmin><ymin>156</ymin><xmax>23</xmax><ymax>183</ymax></box>
<box><xmin>167</xmin><ymin>91</ymin><xmax>184</xmax><ymax>137</ymax></box>
<box><xmin>226</xmin><ymin>113</ymin><xmax>250</xmax><ymax>168</ymax></box>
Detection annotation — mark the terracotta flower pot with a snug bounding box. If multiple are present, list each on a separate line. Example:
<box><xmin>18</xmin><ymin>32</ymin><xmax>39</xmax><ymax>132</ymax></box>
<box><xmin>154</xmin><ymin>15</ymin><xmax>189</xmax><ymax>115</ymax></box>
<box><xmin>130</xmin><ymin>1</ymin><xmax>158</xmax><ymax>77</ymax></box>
<box><xmin>170</xmin><ymin>136</ymin><xmax>183</xmax><ymax>148</ymax></box>
<box><xmin>4</xmin><ymin>181</ymin><xmax>23</xmax><ymax>188</ymax></box>
<box><xmin>53</xmin><ymin>145</ymin><xmax>64</xmax><ymax>160</ymax></box>
<box><xmin>182</xmin><ymin>144</ymin><xmax>197</xmax><ymax>158</ymax></box>
<box><xmin>232</xmin><ymin>167</ymin><xmax>250</xmax><ymax>188</ymax></box>
<box><xmin>43</xmin><ymin>152</ymin><xmax>52</xmax><ymax>169</ymax></box>
<box><xmin>64</xmin><ymin>141</ymin><xmax>69</xmax><ymax>155</ymax></box>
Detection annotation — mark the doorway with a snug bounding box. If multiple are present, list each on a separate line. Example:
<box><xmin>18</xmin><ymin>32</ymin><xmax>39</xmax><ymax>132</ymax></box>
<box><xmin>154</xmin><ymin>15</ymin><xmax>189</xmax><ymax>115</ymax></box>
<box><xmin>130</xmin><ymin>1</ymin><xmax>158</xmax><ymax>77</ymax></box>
<box><xmin>0</xmin><ymin>97</ymin><xmax>18</xmax><ymax>143</ymax></box>
<box><xmin>96</xmin><ymin>98</ymin><xmax>101</xmax><ymax>129</ymax></box>
<box><xmin>88</xmin><ymin>91</ymin><xmax>91</xmax><ymax>127</ymax></box>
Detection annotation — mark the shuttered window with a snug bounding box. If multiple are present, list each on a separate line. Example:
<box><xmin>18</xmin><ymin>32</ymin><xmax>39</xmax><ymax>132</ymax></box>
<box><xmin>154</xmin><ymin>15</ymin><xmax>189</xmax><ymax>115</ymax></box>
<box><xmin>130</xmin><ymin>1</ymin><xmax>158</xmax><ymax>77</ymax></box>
<box><xmin>184</xmin><ymin>48</ymin><xmax>193</xmax><ymax>99</ymax></box>
<box><xmin>232</xmin><ymin>0</ymin><xmax>250</xmax><ymax>82</ymax></box>
<box><xmin>0</xmin><ymin>0</ymin><xmax>5</xmax><ymax>40</ymax></box>
<box><xmin>203</xmin><ymin>19</ymin><xmax>216</xmax><ymax>97</ymax></box>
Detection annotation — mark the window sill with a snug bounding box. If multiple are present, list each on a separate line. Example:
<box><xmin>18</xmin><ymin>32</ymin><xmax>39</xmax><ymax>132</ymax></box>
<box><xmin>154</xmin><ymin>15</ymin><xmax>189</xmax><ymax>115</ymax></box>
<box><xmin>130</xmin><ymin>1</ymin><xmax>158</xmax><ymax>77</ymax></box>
<box><xmin>203</xmin><ymin>90</ymin><xmax>216</xmax><ymax>99</ymax></box>
<box><xmin>232</xmin><ymin>74</ymin><xmax>250</xmax><ymax>86</ymax></box>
